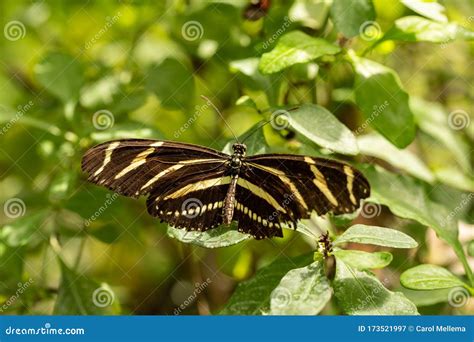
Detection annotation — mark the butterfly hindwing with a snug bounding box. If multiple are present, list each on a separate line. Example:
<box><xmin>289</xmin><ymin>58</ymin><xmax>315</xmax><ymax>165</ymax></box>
<box><xmin>146</xmin><ymin>171</ymin><xmax>229</xmax><ymax>232</ymax></box>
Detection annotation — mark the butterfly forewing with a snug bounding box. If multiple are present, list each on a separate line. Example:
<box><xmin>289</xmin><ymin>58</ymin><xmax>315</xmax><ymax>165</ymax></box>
<box><xmin>81</xmin><ymin>139</ymin><xmax>227</xmax><ymax>198</ymax></box>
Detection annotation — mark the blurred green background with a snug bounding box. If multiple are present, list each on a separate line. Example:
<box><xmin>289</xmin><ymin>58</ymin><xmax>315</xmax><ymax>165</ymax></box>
<box><xmin>0</xmin><ymin>0</ymin><xmax>472</xmax><ymax>315</ymax></box>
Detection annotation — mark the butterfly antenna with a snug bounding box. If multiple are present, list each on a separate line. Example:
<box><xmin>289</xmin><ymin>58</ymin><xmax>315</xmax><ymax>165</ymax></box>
<box><xmin>200</xmin><ymin>95</ymin><xmax>240</xmax><ymax>143</ymax></box>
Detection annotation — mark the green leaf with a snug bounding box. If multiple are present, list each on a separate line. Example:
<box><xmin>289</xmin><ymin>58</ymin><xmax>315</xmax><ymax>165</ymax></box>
<box><xmin>351</xmin><ymin>54</ymin><xmax>416</xmax><ymax>148</ymax></box>
<box><xmin>269</xmin><ymin>259</ymin><xmax>332</xmax><ymax>315</ymax></box>
<box><xmin>334</xmin><ymin>258</ymin><xmax>418</xmax><ymax>315</ymax></box>
<box><xmin>331</xmin><ymin>0</ymin><xmax>376</xmax><ymax>37</ymax></box>
<box><xmin>54</xmin><ymin>257</ymin><xmax>120</xmax><ymax>314</ymax></box>
<box><xmin>400</xmin><ymin>264</ymin><xmax>467</xmax><ymax>290</ymax></box>
<box><xmin>382</xmin><ymin>16</ymin><xmax>474</xmax><ymax>43</ymax></box>
<box><xmin>259</xmin><ymin>31</ymin><xmax>340</xmax><ymax>74</ymax></box>
<box><xmin>411</xmin><ymin>97</ymin><xmax>471</xmax><ymax>174</ymax></box>
<box><xmin>357</xmin><ymin>133</ymin><xmax>435</xmax><ymax>182</ymax></box>
<box><xmin>167</xmin><ymin>225</ymin><xmax>250</xmax><ymax>249</ymax></box>
<box><xmin>220</xmin><ymin>253</ymin><xmax>313</xmax><ymax>314</ymax></box>
<box><xmin>285</xmin><ymin>104</ymin><xmax>358</xmax><ymax>155</ymax></box>
<box><xmin>401</xmin><ymin>288</ymin><xmax>452</xmax><ymax>307</ymax></box>
<box><xmin>334</xmin><ymin>224</ymin><xmax>418</xmax><ymax>248</ymax></box>
<box><xmin>0</xmin><ymin>211</ymin><xmax>50</xmax><ymax>247</ymax></box>
<box><xmin>360</xmin><ymin>165</ymin><xmax>473</xmax><ymax>285</ymax></box>
<box><xmin>34</xmin><ymin>52</ymin><xmax>84</xmax><ymax>104</ymax></box>
<box><xmin>146</xmin><ymin>58</ymin><xmax>195</xmax><ymax>109</ymax></box>
<box><xmin>400</xmin><ymin>0</ymin><xmax>447</xmax><ymax>22</ymax></box>
<box><xmin>333</xmin><ymin>250</ymin><xmax>393</xmax><ymax>269</ymax></box>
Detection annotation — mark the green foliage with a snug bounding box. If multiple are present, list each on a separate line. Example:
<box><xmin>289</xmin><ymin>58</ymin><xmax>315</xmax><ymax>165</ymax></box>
<box><xmin>350</xmin><ymin>53</ymin><xmax>416</xmax><ymax>148</ymax></box>
<box><xmin>331</xmin><ymin>0</ymin><xmax>376</xmax><ymax>37</ymax></box>
<box><xmin>285</xmin><ymin>104</ymin><xmax>358</xmax><ymax>155</ymax></box>
<box><xmin>0</xmin><ymin>0</ymin><xmax>472</xmax><ymax>316</ymax></box>
<box><xmin>259</xmin><ymin>31</ymin><xmax>340</xmax><ymax>74</ymax></box>
<box><xmin>400</xmin><ymin>264</ymin><xmax>470</xmax><ymax>290</ymax></box>
<box><xmin>269</xmin><ymin>257</ymin><xmax>332</xmax><ymax>315</ymax></box>
<box><xmin>334</xmin><ymin>224</ymin><xmax>418</xmax><ymax>248</ymax></box>
<box><xmin>333</xmin><ymin>258</ymin><xmax>418</xmax><ymax>315</ymax></box>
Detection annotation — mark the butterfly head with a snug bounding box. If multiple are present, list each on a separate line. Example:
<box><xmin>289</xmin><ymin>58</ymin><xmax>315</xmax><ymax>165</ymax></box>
<box><xmin>232</xmin><ymin>143</ymin><xmax>247</xmax><ymax>156</ymax></box>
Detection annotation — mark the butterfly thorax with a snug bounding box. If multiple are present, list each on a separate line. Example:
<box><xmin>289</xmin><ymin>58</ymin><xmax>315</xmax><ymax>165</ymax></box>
<box><xmin>223</xmin><ymin>143</ymin><xmax>247</xmax><ymax>224</ymax></box>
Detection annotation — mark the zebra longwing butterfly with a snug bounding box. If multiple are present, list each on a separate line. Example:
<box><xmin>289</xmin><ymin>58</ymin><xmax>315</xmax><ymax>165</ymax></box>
<box><xmin>81</xmin><ymin>139</ymin><xmax>370</xmax><ymax>239</ymax></box>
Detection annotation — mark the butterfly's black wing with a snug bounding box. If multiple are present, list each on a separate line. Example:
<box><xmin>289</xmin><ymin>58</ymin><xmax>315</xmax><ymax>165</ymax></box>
<box><xmin>81</xmin><ymin>139</ymin><xmax>230</xmax><ymax>232</ymax></box>
<box><xmin>236</xmin><ymin>154</ymin><xmax>370</xmax><ymax>238</ymax></box>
